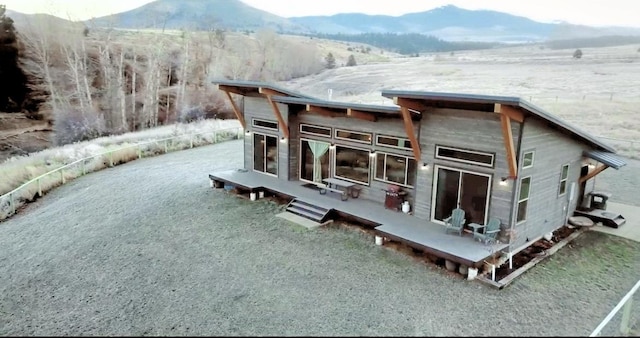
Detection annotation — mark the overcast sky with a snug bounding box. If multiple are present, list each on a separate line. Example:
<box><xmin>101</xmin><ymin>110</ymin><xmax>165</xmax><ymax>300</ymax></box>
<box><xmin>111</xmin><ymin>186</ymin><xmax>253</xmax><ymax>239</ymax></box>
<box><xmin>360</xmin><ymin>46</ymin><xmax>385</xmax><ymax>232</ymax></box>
<box><xmin>2</xmin><ymin>0</ymin><xmax>637</xmax><ymax>28</ymax></box>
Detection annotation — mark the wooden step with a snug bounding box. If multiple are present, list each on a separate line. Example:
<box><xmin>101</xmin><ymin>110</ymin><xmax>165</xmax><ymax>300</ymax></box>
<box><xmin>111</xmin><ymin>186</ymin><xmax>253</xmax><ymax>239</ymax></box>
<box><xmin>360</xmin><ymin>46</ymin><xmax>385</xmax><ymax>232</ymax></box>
<box><xmin>285</xmin><ymin>198</ymin><xmax>331</xmax><ymax>223</ymax></box>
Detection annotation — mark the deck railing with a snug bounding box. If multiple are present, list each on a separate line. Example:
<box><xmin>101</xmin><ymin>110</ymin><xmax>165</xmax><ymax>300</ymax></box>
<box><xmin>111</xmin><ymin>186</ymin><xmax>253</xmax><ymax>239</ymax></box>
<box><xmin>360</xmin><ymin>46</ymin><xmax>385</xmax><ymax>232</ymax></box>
<box><xmin>0</xmin><ymin>127</ymin><xmax>243</xmax><ymax>221</ymax></box>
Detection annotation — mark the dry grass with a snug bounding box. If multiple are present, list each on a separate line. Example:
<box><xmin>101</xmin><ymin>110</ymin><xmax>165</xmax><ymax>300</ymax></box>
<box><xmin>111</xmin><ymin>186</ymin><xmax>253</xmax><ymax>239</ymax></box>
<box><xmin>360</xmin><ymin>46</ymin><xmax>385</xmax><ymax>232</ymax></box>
<box><xmin>0</xmin><ymin>119</ymin><xmax>241</xmax><ymax>221</ymax></box>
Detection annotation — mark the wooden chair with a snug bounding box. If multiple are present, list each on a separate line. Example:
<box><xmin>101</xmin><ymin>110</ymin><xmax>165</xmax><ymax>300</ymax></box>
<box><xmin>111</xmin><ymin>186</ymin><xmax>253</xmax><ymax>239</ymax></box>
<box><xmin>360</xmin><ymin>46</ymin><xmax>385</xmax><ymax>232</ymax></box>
<box><xmin>444</xmin><ymin>208</ymin><xmax>466</xmax><ymax>235</ymax></box>
<box><xmin>473</xmin><ymin>218</ymin><xmax>501</xmax><ymax>244</ymax></box>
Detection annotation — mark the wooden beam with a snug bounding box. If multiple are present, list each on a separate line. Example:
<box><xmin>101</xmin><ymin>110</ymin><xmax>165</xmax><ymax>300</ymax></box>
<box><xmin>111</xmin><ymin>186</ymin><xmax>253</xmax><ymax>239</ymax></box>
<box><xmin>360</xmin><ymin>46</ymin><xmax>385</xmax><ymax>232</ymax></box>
<box><xmin>394</xmin><ymin>97</ymin><xmax>428</xmax><ymax>112</ymax></box>
<box><xmin>222</xmin><ymin>90</ymin><xmax>246</xmax><ymax>128</ymax></box>
<box><xmin>400</xmin><ymin>106</ymin><xmax>421</xmax><ymax>163</ymax></box>
<box><xmin>347</xmin><ymin>108</ymin><xmax>377</xmax><ymax>122</ymax></box>
<box><xmin>218</xmin><ymin>85</ymin><xmax>248</xmax><ymax>96</ymax></box>
<box><xmin>265</xmin><ymin>95</ymin><xmax>289</xmax><ymax>139</ymax></box>
<box><xmin>495</xmin><ymin>104</ymin><xmax>524</xmax><ymax>123</ymax></box>
<box><xmin>579</xmin><ymin>164</ymin><xmax>609</xmax><ymax>184</ymax></box>
<box><xmin>500</xmin><ymin>114</ymin><xmax>517</xmax><ymax>178</ymax></box>
<box><xmin>306</xmin><ymin>104</ymin><xmax>342</xmax><ymax>118</ymax></box>
<box><xmin>258</xmin><ymin>87</ymin><xmax>289</xmax><ymax>97</ymax></box>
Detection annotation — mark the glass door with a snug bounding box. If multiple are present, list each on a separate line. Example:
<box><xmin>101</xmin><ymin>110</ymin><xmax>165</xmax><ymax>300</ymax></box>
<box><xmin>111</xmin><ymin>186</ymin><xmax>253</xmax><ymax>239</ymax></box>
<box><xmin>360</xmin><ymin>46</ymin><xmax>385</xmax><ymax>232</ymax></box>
<box><xmin>432</xmin><ymin>166</ymin><xmax>491</xmax><ymax>225</ymax></box>
<box><xmin>300</xmin><ymin>139</ymin><xmax>330</xmax><ymax>183</ymax></box>
<box><xmin>253</xmin><ymin>133</ymin><xmax>278</xmax><ymax>176</ymax></box>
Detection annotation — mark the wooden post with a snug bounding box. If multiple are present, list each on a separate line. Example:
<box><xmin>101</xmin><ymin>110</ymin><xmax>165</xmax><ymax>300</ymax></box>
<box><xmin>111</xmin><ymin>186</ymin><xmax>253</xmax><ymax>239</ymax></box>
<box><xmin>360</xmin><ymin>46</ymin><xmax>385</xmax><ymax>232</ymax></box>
<box><xmin>164</xmin><ymin>140</ymin><xmax>168</xmax><ymax>153</ymax></box>
<box><xmin>620</xmin><ymin>298</ymin><xmax>633</xmax><ymax>334</ymax></box>
<box><xmin>10</xmin><ymin>192</ymin><xmax>14</xmax><ymax>215</ymax></box>
<box><xmin>61</xmin><ymin>169</ymin><xmax>65</xmax><ymax>184</ymax></box>
<box><xmin>38</xmin><ymin>178</ymin><xmax>42</xmax><ymax>197</ymax></box>
<box><xmin>109</xmin><ymin>152</ymin><xmax>113</xmax><ymax>167</ymax></box>
<box><xmin>190</xmin><ymin>134</ymin><xmax>194</xmax><ymax>148</ymax></box>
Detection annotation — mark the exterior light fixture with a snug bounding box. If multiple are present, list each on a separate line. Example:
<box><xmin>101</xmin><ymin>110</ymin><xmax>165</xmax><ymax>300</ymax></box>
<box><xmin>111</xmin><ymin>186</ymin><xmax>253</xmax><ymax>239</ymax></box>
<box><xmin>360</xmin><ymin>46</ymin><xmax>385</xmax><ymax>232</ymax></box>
<box><xmin>369</xmin><ymin>150</ymin><xmax>376</xmax><ymax>157</ymax></box>
<box><xmin>280</xmin><ymin>137</ymin><xmax>287</xmax><ymax>143</ymax></box>
<box><xmin>329</xmin><ymin>143</ymin><xmax>336</xmax><ymax>149</ymax></box>
<box><xmin>421</xmin><ymin>162</ymin><xmax>430</xmax><ymax>170</ymax></box>
<box><xmin>499</xmin><ymin>177</ymin><xmax>509</xmax><ymax>186</ymax></box>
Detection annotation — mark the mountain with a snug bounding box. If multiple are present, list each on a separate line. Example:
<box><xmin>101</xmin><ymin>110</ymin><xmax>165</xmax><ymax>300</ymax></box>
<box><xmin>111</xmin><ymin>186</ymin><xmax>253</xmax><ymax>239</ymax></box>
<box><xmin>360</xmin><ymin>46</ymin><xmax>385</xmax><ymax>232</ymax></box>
<box><xmin>87</xmin><ymin>0</ymin><xmax>307</xmax><ymax>32</ymax></box>
<box><xmin>46</xmin><ymin>1</ymin><xmax>640</xmax><ymax>43</ymax></box>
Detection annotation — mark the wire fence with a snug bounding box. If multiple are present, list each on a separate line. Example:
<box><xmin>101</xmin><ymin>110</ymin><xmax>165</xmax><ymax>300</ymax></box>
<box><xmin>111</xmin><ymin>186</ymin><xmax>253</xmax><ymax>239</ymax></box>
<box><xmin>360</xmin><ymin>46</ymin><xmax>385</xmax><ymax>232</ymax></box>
<box><xmin>0</xmin><ymin>127</ymin><xmax>243</xmax><ymax>222</ymax></box>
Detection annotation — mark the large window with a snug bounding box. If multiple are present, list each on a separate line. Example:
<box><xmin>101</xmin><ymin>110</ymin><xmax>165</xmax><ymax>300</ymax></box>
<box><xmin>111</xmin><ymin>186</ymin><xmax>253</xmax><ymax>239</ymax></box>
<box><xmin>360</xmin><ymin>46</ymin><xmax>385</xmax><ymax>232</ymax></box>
<box><xmin>435</xmin><ymin>145</ymin><xmax>494</xmax><ymax>167</ymax></box>
<box><xmin>431</xmin><ymin>166</ymin><xmax>491</xmax><ymax>225</ymax></box>
<box><xmin>253</xmin><ymin>133</ymin><xmax>278</xmax><ymax>176</ymax></box>
<box><xmin>375</xmin><ymin>153</ymin><xmax>416</xmax><ymax>187</ymax></box>
<box><xmin>558</xmin><ymin>164</ymin><xmax>569</xmax><ymax>196</ymax></box>
<box><xmin>334</xmin><ymin>145</ymin><xmax>370</xmax><ymax>184</ymax></box>
<box><xmin>335</xmin><ymin>129</ymin><xmax>372</xmax><ymax>144</ymax></box>
<box><xmin>300</xmin><ymin>139</ymin><xmax>330</xmax><ymax>183</ymax></box>
<box><xmin>517</xmin><ymin>176</ymin><xmax>531</xmax><ymax>223</ymax></box>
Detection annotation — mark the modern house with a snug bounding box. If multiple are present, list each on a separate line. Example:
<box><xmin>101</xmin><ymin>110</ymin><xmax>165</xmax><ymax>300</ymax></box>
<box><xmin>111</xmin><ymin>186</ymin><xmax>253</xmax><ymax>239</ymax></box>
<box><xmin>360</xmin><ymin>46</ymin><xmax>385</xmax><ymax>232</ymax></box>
<box><xmin>208</xmin><ymin>80</ymin><xmax>626</xmax><ymax>278</ymax></box>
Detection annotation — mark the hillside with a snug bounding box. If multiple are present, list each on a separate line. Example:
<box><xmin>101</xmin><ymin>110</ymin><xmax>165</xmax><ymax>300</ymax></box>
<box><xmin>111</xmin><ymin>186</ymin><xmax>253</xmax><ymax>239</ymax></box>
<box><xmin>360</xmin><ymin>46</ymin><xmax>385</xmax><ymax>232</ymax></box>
<box><xmin>84</xmin><ymin>1</ymin><xmax>640</xmax><ymax>43</ymax></box>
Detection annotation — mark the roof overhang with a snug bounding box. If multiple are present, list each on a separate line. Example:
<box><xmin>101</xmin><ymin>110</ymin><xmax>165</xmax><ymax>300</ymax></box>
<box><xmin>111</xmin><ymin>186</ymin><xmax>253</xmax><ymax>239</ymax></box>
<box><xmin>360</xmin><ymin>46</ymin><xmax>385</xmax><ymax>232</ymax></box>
<box><xmin>583</xmin><ymin>150</ymin><xmax>627</xmax><ymax>170</ymax></box>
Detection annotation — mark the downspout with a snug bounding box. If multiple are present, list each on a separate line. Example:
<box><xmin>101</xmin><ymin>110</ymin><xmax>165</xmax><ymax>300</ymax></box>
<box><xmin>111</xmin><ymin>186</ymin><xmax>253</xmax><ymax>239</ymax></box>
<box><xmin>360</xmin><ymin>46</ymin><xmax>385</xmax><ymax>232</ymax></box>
<box><xmin>507</xmin><ymin>115</ymin><xmax>526</xmax><ymax>269</ymax></box>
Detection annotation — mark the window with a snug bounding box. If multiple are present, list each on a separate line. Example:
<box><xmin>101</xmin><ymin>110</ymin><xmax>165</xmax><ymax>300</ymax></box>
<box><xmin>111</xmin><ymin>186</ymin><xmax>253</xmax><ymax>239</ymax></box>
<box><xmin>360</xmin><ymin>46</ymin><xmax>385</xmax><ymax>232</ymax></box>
<box><xmin>435</xmin><ymin>145</ymin><xmax>494</xmax><ymax>167</ymax></box>
<box><xmin>253</xmin><ymin>133</ymin><xmax>278</xmax><ymax>176</ymax></box>
<box><xmin>334</xmin><ymin>145</ymin><xmax>370</xmax><ymax>184</ymax></box>
<box><xmin>522</xmin><ymin>151</ymin><xmax>535</xmax><ymax>169</ymax></box>
<box><xmin>252</xmin><ymin>119</ymin><xmax>278</xmax><ymax>130</ymax></box>
<box><xmin>375</xmin><ymin>153</ymin><xmax>416</xmax><ymax>187</ymax></box>
<box><xmin>300</xmin><ymin>124</ymin><xmax>331</xmax><ymax>137</ymax></box>
<box><xmin>335</xmin><ymin>129</ymin><xmax>372</xmax><ymax>144</ymax></box>
<box><xmin>517</xmin><ymin>176</ymin><xmax>531</xmax><ymax>223</ymax></box>
<box><xmin>376</xmin><ymin>135</ymin><xmax>412</xmax><ymax>150</ymax></box>
<box><xmin>558</xmin><ymin>164</ymin><xmax>569</xmax><ymax>195</ymax></box>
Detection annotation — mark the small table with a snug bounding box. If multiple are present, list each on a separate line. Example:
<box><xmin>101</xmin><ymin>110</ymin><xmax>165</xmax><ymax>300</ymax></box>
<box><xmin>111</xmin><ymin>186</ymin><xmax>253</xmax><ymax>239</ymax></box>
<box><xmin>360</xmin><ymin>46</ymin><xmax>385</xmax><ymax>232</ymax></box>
<box><xmin>323</xmin><ymin>177</ymin><xmax>357</xmax><ymax>197</ymax></box>
<box><xmin>468</xmin><ymin>223</ymin><xmax>483</xmax><ymax>234</ymax></box>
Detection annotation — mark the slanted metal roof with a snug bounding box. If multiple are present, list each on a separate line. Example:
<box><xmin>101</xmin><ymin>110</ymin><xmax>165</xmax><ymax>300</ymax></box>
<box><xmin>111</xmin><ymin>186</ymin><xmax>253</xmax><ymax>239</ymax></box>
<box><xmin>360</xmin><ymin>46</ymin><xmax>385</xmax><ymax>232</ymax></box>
<box><xmin>583</xmin><ymin>150</ymin><xmax>627</xmax><ymax>170</ymax></box>
<box><xmin>381</xmin><ymin>90</ymin><xmax>617</xmax><ymax>153</ymax></box>
<box><xmin>212</xmin><ymin>80</ymin><xmax>317</xmax><ymax>99</ymax></box>
<box><xmin>271</xmin><ymin>95</ymin><xmax>409</xmax><ymax>116</ymax></box>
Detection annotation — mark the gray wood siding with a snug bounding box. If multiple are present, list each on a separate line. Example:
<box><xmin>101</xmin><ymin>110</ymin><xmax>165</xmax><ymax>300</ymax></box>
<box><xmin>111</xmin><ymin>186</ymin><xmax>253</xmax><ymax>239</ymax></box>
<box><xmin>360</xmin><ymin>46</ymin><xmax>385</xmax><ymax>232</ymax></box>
<box><xmin>413</xmin><ymin>108</ymin><xmax>520</xmax><ymax>228</ymax></box>
<box><xmin>243</xmin><ymin>97</ymin><xmax>289</xmax><ymax>179</ymax></box>
<box><xmin>511</xmin><ymin>117</ymin><xmax>588</xmax><ymax>250</ymax></box>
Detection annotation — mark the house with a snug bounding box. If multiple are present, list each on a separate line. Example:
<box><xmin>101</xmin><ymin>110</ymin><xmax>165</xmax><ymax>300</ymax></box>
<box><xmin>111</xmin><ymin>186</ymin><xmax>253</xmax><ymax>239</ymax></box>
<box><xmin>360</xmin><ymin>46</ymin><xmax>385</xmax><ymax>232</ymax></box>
<box><xmin>208</xmin><ymin>80</ymin><xmax>626</xmax><ymax>278</ymax></box>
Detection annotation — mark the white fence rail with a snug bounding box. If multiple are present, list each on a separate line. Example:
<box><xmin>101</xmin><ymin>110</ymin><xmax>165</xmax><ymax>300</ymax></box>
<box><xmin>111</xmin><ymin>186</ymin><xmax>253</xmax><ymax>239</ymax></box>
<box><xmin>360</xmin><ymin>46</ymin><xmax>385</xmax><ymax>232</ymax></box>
<box><xmin>0</xmin><ymin>127</ymin><xmax>243</xmax><ymax>221</ymax></box>
<box><xmin>591</xmin><ymin>279</ymin><xmax>640</xmax><ymax>336</ymax></box>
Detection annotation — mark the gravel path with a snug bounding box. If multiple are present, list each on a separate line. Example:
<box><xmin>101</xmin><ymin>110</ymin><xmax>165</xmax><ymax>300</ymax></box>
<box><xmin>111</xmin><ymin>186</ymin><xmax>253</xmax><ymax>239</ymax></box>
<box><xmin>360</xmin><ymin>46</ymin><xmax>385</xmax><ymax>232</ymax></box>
<box><xmin>0</xmin><ymin>140</ymin><xmax>638</xmax><ymax>336</ymax></box>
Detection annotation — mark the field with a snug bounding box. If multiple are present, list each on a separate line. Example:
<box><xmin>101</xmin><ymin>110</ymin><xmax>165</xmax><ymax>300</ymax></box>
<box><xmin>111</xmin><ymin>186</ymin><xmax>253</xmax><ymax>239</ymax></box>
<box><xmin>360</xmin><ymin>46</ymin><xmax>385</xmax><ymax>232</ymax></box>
<box><xmin>281</xmin><ymin>43</ymin><xmax>640</xmax><ymax>158</ymax></box>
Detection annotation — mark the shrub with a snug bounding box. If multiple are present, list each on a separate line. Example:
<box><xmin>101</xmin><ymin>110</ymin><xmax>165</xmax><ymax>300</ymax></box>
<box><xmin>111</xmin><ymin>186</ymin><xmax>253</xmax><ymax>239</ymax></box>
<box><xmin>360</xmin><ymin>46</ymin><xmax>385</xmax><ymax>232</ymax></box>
<box><xmin>53</xmin><ymin>108</ymin><xmax>107</xmax><ymax>146</ymax></box>
<box><xmin>178</xmin><ymin>106</ymin><xmax>206</xmax><ymax>123</ymax></box>
<box><xmin>346</xmin><ymin>54</ymin><xmax>357</xmax><ymax>67</ymax></box>
<box><xmin>573</xmin><ymin>49</ymin><xmax>583</xmax><ymax>59</ymax></box>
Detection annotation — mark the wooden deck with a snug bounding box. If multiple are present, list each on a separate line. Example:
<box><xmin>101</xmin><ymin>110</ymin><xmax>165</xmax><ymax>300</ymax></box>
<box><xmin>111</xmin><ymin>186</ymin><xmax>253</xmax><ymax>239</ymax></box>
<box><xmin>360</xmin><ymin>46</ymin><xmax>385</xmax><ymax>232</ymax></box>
<box><xmin>209</xmin><ymin>169</ymin><xmax>509</xmax><ymax>268</ymax></box>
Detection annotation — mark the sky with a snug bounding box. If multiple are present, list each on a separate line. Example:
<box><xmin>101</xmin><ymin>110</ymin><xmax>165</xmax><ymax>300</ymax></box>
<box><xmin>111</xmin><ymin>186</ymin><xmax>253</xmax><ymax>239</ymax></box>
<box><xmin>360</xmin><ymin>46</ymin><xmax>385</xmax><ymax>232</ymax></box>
<box><xmin>1</xmin><ymin>0</ymin><xmax>638</xmax><ymax>28</ymax></box>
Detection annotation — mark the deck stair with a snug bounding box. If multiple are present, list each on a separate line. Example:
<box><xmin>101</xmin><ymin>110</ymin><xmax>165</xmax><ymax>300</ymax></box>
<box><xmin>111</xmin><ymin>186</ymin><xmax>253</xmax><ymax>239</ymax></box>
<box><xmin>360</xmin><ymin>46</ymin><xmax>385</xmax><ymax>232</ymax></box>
<box><xmin>286</xmin><ymin>198</ymin><xmax>331</xmax><ymax>223</ymax></box>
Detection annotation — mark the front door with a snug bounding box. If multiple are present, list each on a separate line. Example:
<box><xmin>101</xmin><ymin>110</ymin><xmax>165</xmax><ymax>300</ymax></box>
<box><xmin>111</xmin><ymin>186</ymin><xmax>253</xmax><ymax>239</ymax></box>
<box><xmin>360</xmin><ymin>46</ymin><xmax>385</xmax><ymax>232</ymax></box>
<box><xmin>253</xmin><ymin>133</ymin><xmax>278</xmax><ymax>176</ymax></box>
<box><xmin>431</xmin><ymin>166</ymin><xmax>491</xmax><ymax>225</ymax></box>
<box><xmin>300</xmin><ymin>139</ymin><xmax>330</xmax><ymax>183</ymax></box>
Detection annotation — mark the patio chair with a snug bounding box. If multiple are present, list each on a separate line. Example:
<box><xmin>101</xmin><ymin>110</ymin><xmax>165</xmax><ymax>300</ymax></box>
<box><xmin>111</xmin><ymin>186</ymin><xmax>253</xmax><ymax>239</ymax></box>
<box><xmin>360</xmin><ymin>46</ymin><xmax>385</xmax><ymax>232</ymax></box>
<box><xmin>472</xmin><ymin>218</ymin><xmax>501</xmax><ymax>244</ymax></box>
<box><xmin>444</xmin><ymin>208</ymin><xmax>466</xmax><ymax>235</ymax></box>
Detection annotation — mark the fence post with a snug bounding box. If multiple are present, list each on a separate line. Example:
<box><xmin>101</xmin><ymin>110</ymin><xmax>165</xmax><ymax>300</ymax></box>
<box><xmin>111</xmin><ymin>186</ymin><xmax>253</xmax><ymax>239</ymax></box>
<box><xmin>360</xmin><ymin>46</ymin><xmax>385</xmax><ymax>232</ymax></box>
<box><xmin>38</xmin><ymin>178</ymin><xmax>42</xmax><ymax>197</ymax></box>
<box><xmin>109</xmin><ymin>151</ymin><xmax>113</xmax><ymax>167</ymax></box>
<box><xmin>190</xmin><ymin>134</ymin><xmax>194</xmax><ymax>148</ymax></box>
<box><xmin>213</xmin><ymin>131</ymin><xmax>218</xmax><ymax>143</ymax></box>
<box><xmin>82</xmin><ymin>160</ymin><xmax>86</xmax><ymax>175</ymax></box>
<box><xmin>620</xmin><ymin>298</ymin><xmax>633</xmax><ymax>334</ymax></box>
<box><xmin>138</xmin><ymin>147</ymin><xmax>142</xmax><ymax>159</ymax></box>
<box><xmin>61</xmin><ymin>169</ymin><xmax>65</xmax><ymax>184</ymax></box>
<box><xmin>10</xmin><ymin>192</ymin><xmax>14</xmax><ymax>215</ymax></box>
<box><xmin>164</xmin><ymin>140</ymin><xmax>168</xmax><ymax>153</ymax></box>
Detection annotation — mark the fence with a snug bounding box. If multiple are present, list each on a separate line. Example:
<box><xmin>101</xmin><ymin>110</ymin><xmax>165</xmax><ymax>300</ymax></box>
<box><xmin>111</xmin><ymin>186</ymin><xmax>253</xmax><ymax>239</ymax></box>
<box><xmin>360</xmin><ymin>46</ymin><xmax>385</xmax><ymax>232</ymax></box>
<box><xmin>591</xmin><ymin>279</ymin><xmax>640</xmax><ymax>336</ymax></box>
<box><xmin>0</xmin><ymin>127</ymin><xmax>243</xmax><ymax>222</ymax></box>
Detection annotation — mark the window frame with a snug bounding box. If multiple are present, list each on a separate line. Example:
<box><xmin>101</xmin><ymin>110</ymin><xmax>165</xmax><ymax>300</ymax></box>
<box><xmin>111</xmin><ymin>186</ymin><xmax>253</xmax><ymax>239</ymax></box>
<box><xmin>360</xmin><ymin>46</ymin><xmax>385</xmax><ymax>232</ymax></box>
<box><xmin>558</xmin><ymin>163</ymin><xmax>570</xmax><ymax>196</ymax></box>
<box><xmin>375</xmin><ymin>134</ymin><xmax>412</xmax><ymax>150</ymax></box>
<box><xmin>373</xmin><ymin>152</ymin><xmax>416</xmax><ymax>188</ymax></box>
<box><xmin>252</xmin><ymin>118</ymin><xmax>279</xmax><ymax>131</ymax></box>
<box><xmin>522</xmin><ymin>151</ymin><xmax>535</xmax><ymax>169</ymax></box>
<box><xmin>300</xmin><ymin>124</ymin><xmax>331</xmax><ymax>137</ymax></box>
<box><xmin>516</xmin><ymin>176</ymin><xmax>532</xmax><ymax>224</ymax></box>
<box><xmin>334</xmin><ymin>129</ymin><xmax>373</xmax><ymax>144</ymax></box>
<box><xmin>435</xmin><ymin>145</ymin><xmax>495</xmax><ymax>168</ymax></box>
<box><xmin>332</xmin><ymin>144</ymin><xmax>371</xmax><ymax>185</ymax></box>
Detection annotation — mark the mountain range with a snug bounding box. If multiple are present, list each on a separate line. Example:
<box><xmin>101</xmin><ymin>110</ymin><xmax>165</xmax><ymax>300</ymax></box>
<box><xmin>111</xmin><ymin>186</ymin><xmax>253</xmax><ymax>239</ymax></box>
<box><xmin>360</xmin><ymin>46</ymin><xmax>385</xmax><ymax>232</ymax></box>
<box><xmin>9</xmin><ymin>0</ymin><xmax>640</xmax><ymax>43</ymax></box>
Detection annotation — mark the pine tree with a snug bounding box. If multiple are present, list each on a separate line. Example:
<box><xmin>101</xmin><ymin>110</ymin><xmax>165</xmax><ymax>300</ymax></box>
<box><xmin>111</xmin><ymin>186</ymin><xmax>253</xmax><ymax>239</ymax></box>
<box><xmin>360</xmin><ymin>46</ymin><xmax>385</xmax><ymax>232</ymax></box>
<box><xmin>324</xmin><ymin>52</ymin><xmax>336</xmax><ymax>69</ymax></box>
<box><xmin>346</xmin><ymin>54</ymin><xmax>357</xmax><ymax>67</ymax></box>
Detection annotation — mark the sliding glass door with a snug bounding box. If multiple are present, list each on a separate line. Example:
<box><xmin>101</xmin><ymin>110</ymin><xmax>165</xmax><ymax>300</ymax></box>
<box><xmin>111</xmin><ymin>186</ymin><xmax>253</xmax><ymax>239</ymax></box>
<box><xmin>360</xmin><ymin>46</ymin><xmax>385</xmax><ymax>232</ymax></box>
<box><xmin>253</xmin><ymin>133</ymin><xmax>278</xmax><ymax>176</ymax></box>
<box><xmin>432</xmin><ymin>166</ymin><xmax>491</xmax><ymax>225</ymax></box>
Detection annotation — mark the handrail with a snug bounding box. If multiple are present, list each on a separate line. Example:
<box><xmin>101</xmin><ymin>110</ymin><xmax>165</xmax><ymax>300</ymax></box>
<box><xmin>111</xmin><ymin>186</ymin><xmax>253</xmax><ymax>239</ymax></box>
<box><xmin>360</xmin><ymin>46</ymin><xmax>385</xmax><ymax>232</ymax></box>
<box><xmin>1</xmin><ymin>126</ymin><xmax>243</xmax><ymax>220</ymax></box>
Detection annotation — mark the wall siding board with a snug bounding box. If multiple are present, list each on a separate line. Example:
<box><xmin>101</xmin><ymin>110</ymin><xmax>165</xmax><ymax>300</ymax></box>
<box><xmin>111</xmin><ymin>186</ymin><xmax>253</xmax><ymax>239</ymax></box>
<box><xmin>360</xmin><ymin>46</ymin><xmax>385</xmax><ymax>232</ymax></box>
<box><xmin>511</xmin><ymin>117</ymin><xmax>589</xmax><ymax>250</ymax></box>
